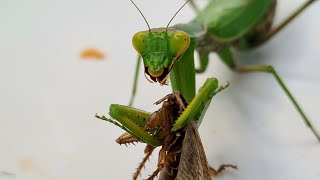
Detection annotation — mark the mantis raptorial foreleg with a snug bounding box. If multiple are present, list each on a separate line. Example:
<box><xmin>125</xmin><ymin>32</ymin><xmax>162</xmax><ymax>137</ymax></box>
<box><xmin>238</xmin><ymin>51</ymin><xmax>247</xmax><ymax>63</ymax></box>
<box><xmin>127</xmin><ymin>0</ymin><xmax>320</xmax><ymax>142</ymax></box>
<box><xmin>98</xmin><ymin>78</ymin><xmax>237</xmax><ymax>179</ymax></box>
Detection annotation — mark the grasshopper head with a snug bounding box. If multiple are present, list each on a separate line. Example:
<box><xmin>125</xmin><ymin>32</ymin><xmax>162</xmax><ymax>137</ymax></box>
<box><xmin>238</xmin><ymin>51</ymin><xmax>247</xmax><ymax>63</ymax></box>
<box><xmin>132</xmin><ymin>28</ymin><xmax>190</xmax><ymax>85</ymax></box>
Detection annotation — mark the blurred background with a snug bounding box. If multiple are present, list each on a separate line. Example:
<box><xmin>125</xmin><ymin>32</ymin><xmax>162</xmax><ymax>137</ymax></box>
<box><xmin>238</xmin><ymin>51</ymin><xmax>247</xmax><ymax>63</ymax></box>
<box><xmin>0</xmin><ymin>0</ymin><xmax>320</xmax><ymax>179</ymax></box>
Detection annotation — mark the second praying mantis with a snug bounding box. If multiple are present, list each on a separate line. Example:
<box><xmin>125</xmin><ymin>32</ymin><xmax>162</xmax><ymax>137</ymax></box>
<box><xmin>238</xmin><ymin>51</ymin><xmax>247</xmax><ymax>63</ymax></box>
<box><xmin>128</xmin><ymin>0</ymin><xmax>320</xmax><ymax>141</ymax></box>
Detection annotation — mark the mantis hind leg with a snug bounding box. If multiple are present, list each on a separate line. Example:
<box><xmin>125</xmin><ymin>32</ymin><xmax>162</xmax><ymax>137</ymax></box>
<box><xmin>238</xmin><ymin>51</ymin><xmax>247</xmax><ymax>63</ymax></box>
<box><xmin>195</xmin><ymin>50</ymin><xmax>209</xmax><ymax>73</ymax></box>
<box><xmin>218</xmin><ymin>48</ymin><xmax>320</xmax><ymax>141</ymax></box>
<box><xmin>253</xmin><ymin>0</ymin><xmax>317</xmax><ymax>47</ymax></box>
<box><xmin>233</xmin><ymin>65</ymin><xmax>320</xmax><ymax>141</ymax></box>
<box><xmin>129</xmin><ymin>55</ymin><xmax>142</xmax><ymax>106</ymax></box>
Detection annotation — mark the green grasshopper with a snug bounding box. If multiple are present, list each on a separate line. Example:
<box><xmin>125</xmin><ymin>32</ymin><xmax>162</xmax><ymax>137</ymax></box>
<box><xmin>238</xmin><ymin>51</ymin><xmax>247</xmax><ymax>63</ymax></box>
<box><xmin>129</xmin><ymin>0</ymin><xmax>320</xmax><ymax>141</ymax></box>
<box><xmin>96</xmin><ymin>78</ymin><xmax>236</xmax><ymax>179</ymax></box>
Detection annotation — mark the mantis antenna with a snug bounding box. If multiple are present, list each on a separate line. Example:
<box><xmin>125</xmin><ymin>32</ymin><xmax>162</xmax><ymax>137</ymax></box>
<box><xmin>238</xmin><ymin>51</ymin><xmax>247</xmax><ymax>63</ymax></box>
<box><xmin>166</xmin><ymin>0</ymin><xmax>190</xmax><ymax>32</ymax></box>
<box><xmin>129</xmin><ymin>0</ymin><xmax>151</xmax><ymax>32</ymax></box>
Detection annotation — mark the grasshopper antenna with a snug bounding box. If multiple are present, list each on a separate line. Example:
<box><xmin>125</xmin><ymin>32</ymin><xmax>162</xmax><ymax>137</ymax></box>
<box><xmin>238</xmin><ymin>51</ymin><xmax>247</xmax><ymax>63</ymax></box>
<box><xmin>130</xmin><ymin>0</ymin><xmax>151</xmax><ymax>32</ymax></box>
<box><xmin>166</xmin><ymin>0</ymin><xmax>190</xmax><ymax>32</ymax></box>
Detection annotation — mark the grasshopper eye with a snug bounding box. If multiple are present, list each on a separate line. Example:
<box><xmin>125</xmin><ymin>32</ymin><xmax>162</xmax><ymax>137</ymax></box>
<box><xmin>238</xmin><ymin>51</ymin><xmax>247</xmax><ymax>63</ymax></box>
<box><xmin>132</xmin><ymin>32</ymin><xmax>148</xmax><ymax>55</ymax></box>
<box><xmin>170</xmin><ymin>31</ymin><xmax>190</xmax><ymax>58</ymax></box>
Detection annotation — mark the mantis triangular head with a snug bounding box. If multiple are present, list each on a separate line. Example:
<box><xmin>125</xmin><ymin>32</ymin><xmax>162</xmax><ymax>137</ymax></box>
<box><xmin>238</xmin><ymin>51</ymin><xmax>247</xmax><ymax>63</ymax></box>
<box><xmin>130</xmin><ymin>0</ymin><xmax>191</xmax><ymax>85</ymax></box>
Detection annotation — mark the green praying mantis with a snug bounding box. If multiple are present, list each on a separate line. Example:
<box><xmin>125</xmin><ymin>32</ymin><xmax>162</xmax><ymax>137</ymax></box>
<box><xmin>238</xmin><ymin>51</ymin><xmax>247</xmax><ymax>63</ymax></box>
<box><xmin>96</xmin><ymin>0</ymin><xmax>319</xmax><ymax>179</ymax></box>
<box><xmin>128</xmin><ymin>0</ymin><xmax>320</xmax><ymax>140</ymax></box>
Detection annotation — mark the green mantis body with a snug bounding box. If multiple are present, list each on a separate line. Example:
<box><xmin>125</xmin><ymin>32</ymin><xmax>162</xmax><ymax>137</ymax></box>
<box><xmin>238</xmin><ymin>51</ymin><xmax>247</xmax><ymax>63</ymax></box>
<box><xmin>130</xmin><ymin>0</ymin><xmax>320</xmax><ymax>140</ymax></box>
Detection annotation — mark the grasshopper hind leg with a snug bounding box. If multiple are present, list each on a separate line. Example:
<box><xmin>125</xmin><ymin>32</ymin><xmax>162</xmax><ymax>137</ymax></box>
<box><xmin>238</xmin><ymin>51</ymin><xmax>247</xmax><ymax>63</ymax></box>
<box><xmin>133</xmin><ymin>145</ymin><xmax>155</xmax><ymax>180</ymax></box>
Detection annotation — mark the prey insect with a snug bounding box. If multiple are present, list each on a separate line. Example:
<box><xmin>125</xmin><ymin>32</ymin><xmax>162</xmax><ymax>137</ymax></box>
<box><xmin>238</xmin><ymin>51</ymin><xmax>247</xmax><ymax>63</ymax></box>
<box><xmin>129</xmin><ymin>0</ymin><xmax>320</xmax><ymax>141</ymax></box>
<box><xmin>96</xmin><ymin>78</ymin><xmax>236</xmax><ymax>180</ymax></box>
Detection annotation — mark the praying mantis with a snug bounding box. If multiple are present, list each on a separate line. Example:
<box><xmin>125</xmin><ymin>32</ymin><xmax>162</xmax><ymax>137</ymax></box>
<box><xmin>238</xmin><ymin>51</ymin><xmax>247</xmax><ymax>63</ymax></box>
<box><xmin>97</xmin><ymin>0</ymin><xmax>320</xmax><ymax>179</ymax></box>
<box><xmin>128</xmin><ymin>0</ymin><xmax>320</xmax><ymax>140</ymax></box>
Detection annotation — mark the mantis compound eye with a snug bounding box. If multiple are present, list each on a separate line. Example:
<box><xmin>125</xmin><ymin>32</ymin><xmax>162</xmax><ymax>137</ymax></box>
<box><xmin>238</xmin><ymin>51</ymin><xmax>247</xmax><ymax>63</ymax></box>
<box><xmin>169</xmin><ymin>31</ymin><xmax>190</xmax><ymax>59</ymax></box>
<box><xmin>148</xmin><ymin>67</ymin><xmax>164</xmax><ymax>78</ymax></box>
<box><xmin>132</xmin><ymin>31</ymin><xmax>148</xmax><ymax>55</ymax></box>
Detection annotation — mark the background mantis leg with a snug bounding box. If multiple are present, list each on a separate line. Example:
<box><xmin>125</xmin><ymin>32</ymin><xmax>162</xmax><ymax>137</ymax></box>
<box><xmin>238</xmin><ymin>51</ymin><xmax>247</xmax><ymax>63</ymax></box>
<box><xmin>195</xmin><ymin>50</ymin><xmax>209</xmax><ymax>73</ymax></box>
<box><xmin>187</xmin><ymin>0</ymin><xmax>200</xmax><ymax>14</ymax></box>
<box><xmin>233</xmin><ymin>64</ymin><xmax>320</xmax><ymax>141</ymax></box>
<box><xmin>129</xmin><ymin>55</ymin><xmax>142</xmax><ymax>106</ymax></box>
<box><xmin>217</xmin><ymin>48</ymin><xmax>320</xmax><ymax>140</ymax></box>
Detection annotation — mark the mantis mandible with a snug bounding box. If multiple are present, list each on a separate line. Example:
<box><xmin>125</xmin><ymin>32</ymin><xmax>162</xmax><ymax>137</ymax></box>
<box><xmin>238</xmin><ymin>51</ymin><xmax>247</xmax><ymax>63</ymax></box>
<box><xmin>96</xmin><ymin>78</ymin><xmax>237</xmax><ymax>179</ymax></box>
<box><xmin>128</xmin><ymin>0</ymin><xmax>320</xmax><ymax>141</ymax></box>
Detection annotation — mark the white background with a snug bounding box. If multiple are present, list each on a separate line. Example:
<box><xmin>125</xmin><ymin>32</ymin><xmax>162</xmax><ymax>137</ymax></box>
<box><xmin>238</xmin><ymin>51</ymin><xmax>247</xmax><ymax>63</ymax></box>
<box><xmin>0</xmin><ymin>0</ymin><xmax>320</xmax><ymax>179</ymax></box>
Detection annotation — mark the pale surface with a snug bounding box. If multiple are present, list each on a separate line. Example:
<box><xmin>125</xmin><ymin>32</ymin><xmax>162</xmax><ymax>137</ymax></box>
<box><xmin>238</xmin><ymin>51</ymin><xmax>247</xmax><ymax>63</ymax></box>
<box><xmin>0</xmin><ymin>0</ymin><xmax>320</xmax><ymax>180</ymax></box>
